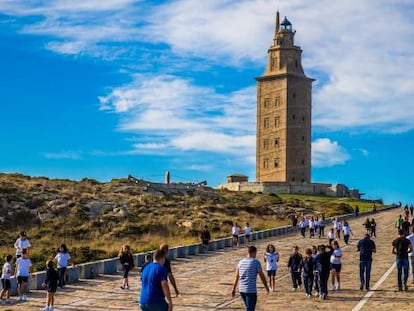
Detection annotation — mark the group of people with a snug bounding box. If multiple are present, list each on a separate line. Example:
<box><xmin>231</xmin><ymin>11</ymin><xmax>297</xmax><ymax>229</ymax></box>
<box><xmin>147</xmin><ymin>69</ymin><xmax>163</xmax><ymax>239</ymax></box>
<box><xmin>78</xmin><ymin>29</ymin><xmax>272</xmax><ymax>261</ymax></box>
<box><xmin>231</xmin><ymin>223</ymin><xmax>253</xmax><ymax>247</ymax></box>
<box><xmin>0</xmin><ymin>231</ymin><xmax>71</xmax><ymax>311</ymax></box>
<box><xmin>231</xmin><ymin>233</ymin><xmax>377</xmax><ymax>310</ymax></box>
<box><xmin>296</xmin><ymin>215</ymin><xmax>327</xmax><ymax>239</ymax></box>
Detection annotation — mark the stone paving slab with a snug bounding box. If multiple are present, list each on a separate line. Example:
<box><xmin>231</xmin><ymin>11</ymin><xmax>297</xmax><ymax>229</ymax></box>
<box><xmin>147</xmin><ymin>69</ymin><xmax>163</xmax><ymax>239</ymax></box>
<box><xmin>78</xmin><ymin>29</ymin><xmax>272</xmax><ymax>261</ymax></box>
<box><xmin>4</xmin><ymin>207</ymin><xmax>408</xmax><ymax>311</ymax></box>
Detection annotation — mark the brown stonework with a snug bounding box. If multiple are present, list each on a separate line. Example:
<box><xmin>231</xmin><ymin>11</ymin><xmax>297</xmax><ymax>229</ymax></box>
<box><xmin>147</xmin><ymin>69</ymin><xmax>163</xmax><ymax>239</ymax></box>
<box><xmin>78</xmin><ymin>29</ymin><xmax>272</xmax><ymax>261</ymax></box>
<box><xmin>256</xmin><ymin>12</ymin><xmax>314</xmax><ymax>183</ymax></box>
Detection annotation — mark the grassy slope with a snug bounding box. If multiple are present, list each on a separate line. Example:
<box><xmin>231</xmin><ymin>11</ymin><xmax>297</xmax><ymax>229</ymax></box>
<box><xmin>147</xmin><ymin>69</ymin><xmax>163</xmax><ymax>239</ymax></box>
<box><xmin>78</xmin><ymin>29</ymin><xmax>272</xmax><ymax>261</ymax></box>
<box><xmin>0</xmin><ymin>173</ymin><xmax>384</xmax><ymax>270</ymax></box>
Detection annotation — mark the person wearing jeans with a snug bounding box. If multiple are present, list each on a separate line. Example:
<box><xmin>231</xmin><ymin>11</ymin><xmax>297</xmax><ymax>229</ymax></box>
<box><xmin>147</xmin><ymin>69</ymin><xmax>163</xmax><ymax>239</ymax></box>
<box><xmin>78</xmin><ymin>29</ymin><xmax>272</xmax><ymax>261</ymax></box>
<box><xmin>392</xmin><ymin>229</ymin><xmax>413</xmax><ymax>291</ymax></box>
<box><xmin>406</xmin><ymin>226</ymin><xmax>414</xmax><ymax>283</ymax></box>
<box><xmin>232</xmin><ymin>246</ymin><xmax>269</xmax><ymax>311</ymax></box>
<box><xmin>357</xmin><ymin>234</ymin><xmax>376</xmax><ymax>291</ymax></box>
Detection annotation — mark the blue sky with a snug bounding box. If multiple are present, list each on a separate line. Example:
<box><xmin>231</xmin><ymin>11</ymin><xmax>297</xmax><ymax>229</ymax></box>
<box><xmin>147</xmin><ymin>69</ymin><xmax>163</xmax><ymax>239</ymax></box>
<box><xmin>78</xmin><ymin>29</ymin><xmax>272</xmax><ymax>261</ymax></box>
<box><xmin>1</xmin><ymin>0</ymin><xmax>413</xmax><ymax>205</ymax></box>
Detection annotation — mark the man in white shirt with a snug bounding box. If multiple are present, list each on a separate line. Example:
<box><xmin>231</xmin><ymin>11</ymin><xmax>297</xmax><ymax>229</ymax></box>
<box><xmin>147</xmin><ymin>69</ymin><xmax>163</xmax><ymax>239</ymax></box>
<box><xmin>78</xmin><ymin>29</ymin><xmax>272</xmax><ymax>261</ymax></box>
<box><xmin>407</xmin><ymin>227</ymin><xmax>414</xmax><ymax>284</ymax></box>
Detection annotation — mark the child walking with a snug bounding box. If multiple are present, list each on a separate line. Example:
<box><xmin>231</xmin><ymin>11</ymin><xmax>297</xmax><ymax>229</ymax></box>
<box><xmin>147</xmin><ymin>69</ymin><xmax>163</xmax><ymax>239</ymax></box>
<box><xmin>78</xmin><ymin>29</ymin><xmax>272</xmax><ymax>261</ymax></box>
<box><xmin>55</xmin><ymin>244</ymin><xmax>71</xmax><ymax>288</ymax></box>
<box><xmin>119</xmin><ymin>245</ymin><xmax>134</xmax><ymax>289</ymax></box>
<box><xmin>0</xmin><ymin>255</ymin><xmax>13</xmax><ymax>304</ymax></box>
<box><xmin>41</xmin><ymin>260</ymin><xmax>58</xmax><ymax>311</ymax></box>
<box><xmin>15</xmin><ymin>248</ymin><xmax>32</xmax><ymax>302</ymax></box>
<box><xmin>301</xmin><ymin>248</ymin><xmax>314</xmax><ymax>298</ymax></box>
<box><xmin>264</xmin><ymin>244</ymin><xmax>279</xmax><ymax>291</ymax></box>
<box><xmin>287</xmin><ymin>245</ymin><xmax>302</xmax><ymax>291</ymax></box>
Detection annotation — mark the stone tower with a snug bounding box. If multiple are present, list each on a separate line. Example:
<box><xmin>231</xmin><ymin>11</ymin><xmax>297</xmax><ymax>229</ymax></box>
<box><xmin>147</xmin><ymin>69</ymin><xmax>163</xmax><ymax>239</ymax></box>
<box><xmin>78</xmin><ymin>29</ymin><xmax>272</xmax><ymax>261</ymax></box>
<box><xmin>256</xmin><ymin>12</ymin><xmax>314</xmax><ymax>183</ymax></box>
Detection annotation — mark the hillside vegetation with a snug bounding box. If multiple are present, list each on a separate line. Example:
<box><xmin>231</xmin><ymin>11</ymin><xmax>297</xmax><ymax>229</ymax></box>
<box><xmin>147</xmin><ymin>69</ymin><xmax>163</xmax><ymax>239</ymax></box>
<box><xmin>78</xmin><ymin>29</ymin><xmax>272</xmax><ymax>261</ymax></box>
<box><xmin>0</xmin><ymin>173</ymin><xmax>383</xmax><ymax>270</ymax></box>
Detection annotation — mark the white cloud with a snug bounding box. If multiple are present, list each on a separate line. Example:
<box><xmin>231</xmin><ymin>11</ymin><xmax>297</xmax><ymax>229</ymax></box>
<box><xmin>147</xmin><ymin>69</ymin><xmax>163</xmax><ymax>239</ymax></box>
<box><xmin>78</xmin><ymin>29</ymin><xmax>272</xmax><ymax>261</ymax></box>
<box><xmin>42</xmin><ymin>151</ymin><xmax>83</xmax><ymax>160</ymax></box>
<box><xmin>312</xmin><ymin>138</ymin><xmax>350</xmax><ymax>168</ymax></box>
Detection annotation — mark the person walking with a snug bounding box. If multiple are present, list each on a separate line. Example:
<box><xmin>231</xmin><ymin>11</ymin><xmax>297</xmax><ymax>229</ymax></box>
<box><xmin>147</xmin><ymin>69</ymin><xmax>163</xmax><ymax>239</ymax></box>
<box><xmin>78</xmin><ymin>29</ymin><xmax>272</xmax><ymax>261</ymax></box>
<box><xmin>139</xmin><ymin>249</ymin><xmax>173</xmax><ymax>311</ymax></box>
<box><xmin>41</xmin><ymin>260</ymin><xmax>58</xmax><ymax>311</ymax></box>
<box><xmin>392</xmin><ymin>229</ymin><xmax>413</xmax><ymax>291</ymax></box>
<box><xmin>119</xmin><ymin>245</ymin><xmax>134</xmax><ymax>290</ymax></box>
<box><xmin>370</xmin><ymin>219</ymin><xmax>377</xmax><ymax>238</ymax></box>
<box><xmin>231</xmin><ymin>246</ymin><xmax>269</xmax><ymax>311</ymax></box>
<box><xmin>357</xmin><ymin>233</ymin><xmax>376</xmax><ymax>291</ymax></box>
<box><xmin>287</xmin><ymin>245</ymin><xmax>303</xmax><ymax>291</ymax></box>
<box><xmin>232</xmin><ymin>223</ymin><xmax>241</xmax><ymax>247</ymax></box>
<box><xmin>342</xmin><ymin>221</ymin><xmax>353</xmax><ymax>245</ymax></box>
<box><xmin>301</xmin><ymin>248</ymin><xmax>314</xmax><ymax>298</ymax></box>
<box><xmin>54</xmin><ymin>243</ymin><xmax>71</xmax><ymax>289</ymax></box>
<box><xmin>406</xmin><ymin>226</ymin><xmax>414</xmax><ymax>284</ymax></box>
<box><xmin>330</xmin><ymin>240</ymin><xmax>342</xmax><ymax>291</ymax></box>
<box><xmin>15</xmin><ymin>248</ymin><xmax>32</xmax><ymax>302</ymax></box>
<box><xmin>299</xmin><ymin>217</ymin><xmax>308</xmax><ymax>239</ymax></box>
<box><xmin>313</xmin><ymin>244</ymin><xmax>332</xmax><ymax>300</ymax></box>
<box><xmin>200</xmin><ymin>226</ymin><xmax>211</xmax><ymax>253</ymax></box>
<box><xmin>160</xmin><ymin>244</ymin><xmax>179</xmax><ymax>297</ymax></box>
<box><xmin>263</xmin><ymin>244</ymin><xmax>278</xmax><ymax>291</ymax></box>
<box><xmin>0</xmin><ymin>254</ymin><xmax>13</xmax><ymax>304</ymax></box>
<box><xmin>319</xmin><ymin>216</ymin><xmax>326</xmax><ymax>238</ymax></box>
<box><xmin>244</xmin><ymin>223</ymin><xmax>252</xmax><ymax>244</ymax></box>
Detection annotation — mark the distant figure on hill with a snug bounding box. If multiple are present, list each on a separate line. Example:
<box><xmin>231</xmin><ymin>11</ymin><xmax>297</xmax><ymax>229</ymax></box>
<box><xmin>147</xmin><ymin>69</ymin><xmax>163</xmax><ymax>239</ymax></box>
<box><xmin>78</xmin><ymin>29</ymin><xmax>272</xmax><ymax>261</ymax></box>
<box><xmin>14</xmin><ymin>231</ymin><xmax>31</xmax><ymax>259</ymax></box>
<box><xmin>139</xmin><ymin>249</ymin><xmax>173</xmax><ymax>311</ymax></box>
<box><xmin>54</xmin><ymin>243</ymin><xmax>71</xmax><ymax>289</ymax></box>
<box><xmin>410</xmin><ymin>204</ymin><xmax>414</xmax><ymax>217</ymax></box>
<box><xmin>355</xmin><ymin>205</ymin><xmax>359</xmax><ymax>217</ymax></box>
<box><xmin>372</xmin><ymin>203</ymin><xmax>377</xmax><ymax>214</ymax></box>
<box><xmin>244</xmin><ymin>223</ymin><xmax>252</xmax><ymax>244</ymax></box>
<box><xmin>232</xmin><ymin>223</ymin><xmax>241</xmax><ymax>247</ymax></box>
<box><xmin>119</xmin><ymin>245</ymin><xmax>134</xmax><ymax>290</ymax></box>
<box><xmin>363</xmin><ymin>218</ymin><xmax>371</xmax><ymax>235</ymax></box>
<box><xmin>232</xmin><ymin>246</ymin><xmax>269</xmax><ymax>311</ymax></box>
<box><xmin>370</xmin><ymin>219</ymin><xmax>377</xmax><ymax>238</ymax></box>
<box><xmin>395</xmin><ymin>215</ymin><xmax>404</xmax><ymax>232</ymax></box>
<box><xmin>392</xmin><ymin>229</ymin><xmax>412</xmax><ymax>291</ymax></box>
<box><xmin>200</xmin><ymin>226</ymin><xmax>211</xmax><ymax>253</ymax></box>
<box><xmin>292</xmin><ymin>215</ymin><xmax>298</xmax><ymax>227</ymax></box>
<box><xmin>160</xmin><ymin>244</ymin><xmax>179</xmax><ymax>297</ymax></box>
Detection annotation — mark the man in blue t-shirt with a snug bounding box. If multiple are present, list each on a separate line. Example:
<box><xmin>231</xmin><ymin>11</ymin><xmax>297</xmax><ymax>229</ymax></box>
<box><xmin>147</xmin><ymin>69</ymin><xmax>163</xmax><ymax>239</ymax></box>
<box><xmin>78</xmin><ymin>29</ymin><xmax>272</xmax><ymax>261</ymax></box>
<box><xmin>232</xmin><ymin>246</ymin><xmax>269</xmax><ymax>311</ymax></box>
<box><xmin>139</xmin><ymin>249</ymin><xmax>173</xmax><ymax>311</ymax></box>
<box><xmin>357</xmin><ymin>233</ymin><xmax>376</xmax><ymax>291</ymax></box>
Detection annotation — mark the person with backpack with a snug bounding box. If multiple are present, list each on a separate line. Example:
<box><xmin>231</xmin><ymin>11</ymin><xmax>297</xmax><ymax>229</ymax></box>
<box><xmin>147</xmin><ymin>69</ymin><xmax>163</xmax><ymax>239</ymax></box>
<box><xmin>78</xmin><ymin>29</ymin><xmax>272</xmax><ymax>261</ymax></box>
<box><xmin>392</xmin><ymin>229</ymin><xmax>413</xmax><ymax>291</ymax></box>
<box><xmin>357</xmin><ymin>234</ymin><xmax>376</xmax><ymax>291</ymax></box>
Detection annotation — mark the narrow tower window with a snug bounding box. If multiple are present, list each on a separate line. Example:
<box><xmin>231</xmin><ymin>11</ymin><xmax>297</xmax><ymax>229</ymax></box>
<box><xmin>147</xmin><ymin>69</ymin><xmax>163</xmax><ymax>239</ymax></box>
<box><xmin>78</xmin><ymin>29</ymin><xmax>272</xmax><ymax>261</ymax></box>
<box><xmin>264</xmin><ymin>98</ymin><xmax>270</xmax><ymax>108</ymax></box>
<box><xmin>264</xmin><ymin>118</ymin><xmax>269</xmax><ymax>128</ymax></box>
<box><xmin>275</xmin><ymin>116</ymin><xmax>280</xmax><ymax>127</ymax></box>
<box><xmin>274</xmin><ymin>158</ymin><xmax>279</xmax><ymax>168</ymax></box>
<box><xmin>263</xmin><ymin>139</ymin><xmax>269</xmax><ymax>150</ymax></box>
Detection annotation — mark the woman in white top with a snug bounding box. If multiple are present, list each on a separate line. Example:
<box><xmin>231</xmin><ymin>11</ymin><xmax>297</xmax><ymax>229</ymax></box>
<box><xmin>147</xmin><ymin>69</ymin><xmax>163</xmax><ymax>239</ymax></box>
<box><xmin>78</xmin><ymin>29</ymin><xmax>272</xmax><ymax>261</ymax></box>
<box><xmin>342</xmin><ymin>221</ymin><xmax>353</xmax><ymax>245</ymax></box>
<box><xmin>54</xmin><ymin>244</ymin><xmax>71</xmax><ymax>288</ymax></box>
<box><xmin>14</xmin><ymin>231</ymin><xmax>31</xmax><ymax>258</ymax></box>
<box><xmin>330</xmin><ymin>240</ymin><xmax>342</xmax><ymax>291</ymax></box>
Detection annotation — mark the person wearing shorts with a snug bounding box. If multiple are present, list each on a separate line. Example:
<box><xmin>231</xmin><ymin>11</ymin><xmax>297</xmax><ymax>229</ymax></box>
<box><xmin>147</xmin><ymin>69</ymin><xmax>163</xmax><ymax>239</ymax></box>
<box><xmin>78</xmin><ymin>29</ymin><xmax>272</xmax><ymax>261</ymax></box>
<box><xmin>330</xmin><ymin>240</ymin><xmax>342</xmax><ymax>291</ymax></box>
<box><xmin>0</xmin><ymin>255</ymin><xmax>13</xmax><ymax>304</ymax></box>
<box><xmin>16</xmin><ymin>248</ymin><xmax>32</xmax><ymax>302</ymax></box>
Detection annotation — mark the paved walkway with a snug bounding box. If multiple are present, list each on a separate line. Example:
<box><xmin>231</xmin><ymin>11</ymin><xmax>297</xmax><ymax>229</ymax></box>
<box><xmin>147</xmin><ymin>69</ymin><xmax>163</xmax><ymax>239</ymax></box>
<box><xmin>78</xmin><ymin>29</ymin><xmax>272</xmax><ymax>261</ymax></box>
<box><xmin>6</xmin><ymin>207</ymin><xmax>411</xmax><ymax>311</ymax></box>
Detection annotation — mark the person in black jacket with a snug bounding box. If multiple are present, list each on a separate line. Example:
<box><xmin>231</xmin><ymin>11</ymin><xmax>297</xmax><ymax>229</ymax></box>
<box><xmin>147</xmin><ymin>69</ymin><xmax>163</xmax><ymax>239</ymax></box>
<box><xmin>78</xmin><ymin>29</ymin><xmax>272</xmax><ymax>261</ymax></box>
<box><xmin>287</xmin><ymin>245</ymin><xmax>302</xmax><ymax>291</ymax></box>
<box><xmin>119</xmin><ymin>245</ymin><xmax>134</xmax><ymax>290</ymax></box>
<box><xmin>41</xmin><ymin>260</ymin><xmax>58</xmax><ymax>311</ymax></box>
<box><xmin>301</xmin><ymin>248</ymin><xmax>314</xmax><ymax>298</ymax></box>
<box><xmin>313</xmin><ymin>244</ymin><xmax>332</xmax><ymax>300</ymax></box>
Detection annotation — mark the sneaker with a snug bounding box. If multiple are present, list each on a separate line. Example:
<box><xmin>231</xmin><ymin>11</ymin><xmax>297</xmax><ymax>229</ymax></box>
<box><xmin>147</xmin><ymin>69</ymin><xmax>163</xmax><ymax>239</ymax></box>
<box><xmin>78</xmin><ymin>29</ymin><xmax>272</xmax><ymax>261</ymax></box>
<box><xmin>5</xmin><ymin>299</ymin><xmax>11</xmax><ymax>304</ymax></box>
<box><xmin>125</xmin><ymin>285</ymin><xmax>129</xmax><ymax>290</ymax></box>
<box><xmin>292</xmin><ymin>287</ymin><xmax>297</xmax><ymax>292</ymax></box>
<box><xmin>22</xmin><ymin>294</ymin><xmax>27</xmax><ymax>301</ymax></box>
<box><xmin>120</xmin><ymin>286</ymin><xmax>125</xmax><ymax>290</ymax></box>
<box><xmin>360</xmin><ymin>285</ymin><xmax>364</xmax><ymax>291</ymax></box>
<box><xmin>307</xmin><ymin>294</ymin><xmax>312</xmax><ymax>298</ymax></box>
<box><xmin>0</xmin><ymin>300</ymin><xmax>4</xmax><ymax>305</ymax></box>
<box><xmin>17</xmin><ymin>296</ymin><xmax>22</xmax><ymax>302</ymax></box>
<box><xmin>42</xmin><ymin>307</ymin><xmax>50</xmax><ymax>311</ymax></box>
<box><xmin>404</xmin><ymin>283</ymin><xmax>408</xmax><ymax>291</ymax></box>
<box><xmin>398</xmin><ymin>287</ymin><xmax>403</xmax><ymax>291</ymax></box>
<box><xmin>332</xmin><ymin>285</ymin><xmax>337</xmax><ymax>291</ymax></box>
